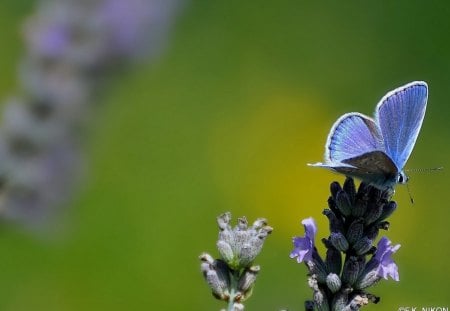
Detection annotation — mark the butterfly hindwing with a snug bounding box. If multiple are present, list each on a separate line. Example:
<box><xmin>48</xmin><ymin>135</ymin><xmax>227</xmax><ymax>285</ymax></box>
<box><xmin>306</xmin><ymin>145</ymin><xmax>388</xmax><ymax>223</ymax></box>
<box><xmin>339</xmin><ymin>150</ymin><xmax>399</xmax><ymax>186</ymax></box>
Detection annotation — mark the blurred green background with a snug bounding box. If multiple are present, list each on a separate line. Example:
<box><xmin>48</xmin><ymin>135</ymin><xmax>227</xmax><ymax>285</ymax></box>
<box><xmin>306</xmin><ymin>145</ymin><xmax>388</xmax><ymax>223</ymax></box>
<box><xmin>0</xmin><ymin>1</ymin><xmax>449</xmax><ymax>310</ymax></box>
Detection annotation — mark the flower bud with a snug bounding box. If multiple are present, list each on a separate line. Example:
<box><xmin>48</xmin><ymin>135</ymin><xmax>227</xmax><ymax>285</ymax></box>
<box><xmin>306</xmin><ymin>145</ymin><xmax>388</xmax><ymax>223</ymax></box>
<box><xmin>335</xmin><ymin>190</ymin><xmax>352</xmax><ymax>217</ymax></box>
<box><xmin>341</xmin><ymin>256</ymin><xmax>364</xmax><ymax>286</ymax></box>
<box><xmin>353</xmin><ymin>237</ymin><xmax>373</xmax><ymax>256</ymax></box>
<box><xmin>238</xmin><ymin>265</ymin><xmax>259</xmax><ymax>298</ymax></box>
<box><xmin>326</xmin><ymin>273</ymin><xmax>341</xmax><ymax>293</ymax></box>
<box><xmin>352</xmin><ymin>184</ymin><xmax>369</xmax><ymax>217</ymax></box>
<box><xmin>325</xmin><ymin>246</ymin><xmax>342</xmax><ymax>275</ymax></box>
<box><xmin>237</xmin><ymin>216</ymin><xmax>248</xmax><ymax>230</ymax></box>
<box><xmin>330</xmin><ymin>181</ymin><xmax>342</xmax><ymax>198</ymax></box>
<box><xmin>354</xmin><ymin>269</ymin><xmax>380</xmax><ymax>289</ymax></box>
<box><xmin>217</xmin><ymin>212</ymin><xmax>232</xmax><ymax>230</ymax></box>
<box><xmin>313</xmin><ymin>288</ymin><xmax>330</xmax><ymax>311</ymax></box>
<box><xmin>365</xmin><ymin>225</ymin><xmax>379</xmax><ymax>240</ymax></box>
<box><xmin>346</xmin><ymin>219</ymin><xmax>364</xmax><ymax>245</ymax></box>
<box><xmin>330</xmin><ymin>232</ymin><xmax>349</xmax><ymax>252</ymax></box>
<box><xmin>216</xmin><ymin>213</ymin><xmax>272</xmax><ymax>269</ymax></box>
<box><xmin>331</xmin><ymin>287</ymin><xmax>351</xmax><ymax>311</ymax></box>
<box><xmin>307</xmin><ymin>258</ymin><xmax>328</xmax><ymax>284</ymax></box>
<box><xmin>378</xmin><ymin>201</ymin><xmax>397</xmax><ymax>222</ymax></box>
<box><xmin>323</xmin><ymin>209</ymin><xmax>344</xmax><ymax>233</ymax></box>
<box><xmin>342</xmin><ymin>177</ymin><xmax>356</xmax><ymax>203</ymax></box>
<box><xmin>217</xmin><ymin>240</ymin><xmax>234</xmax><ymax>263</ymax></box>
<box><xmin>199</xmin><ymin>256</ymin><xmax>231</xmax><ymax>301</ymax></box>
<box><xmin>252</xmin><ymin>218</ymin><xmax>267</xmax><ymax>230</ymax></box>
<box><xmin>363</xmin><ymin>201</ymin><xmax>383</xmax><ymax>225</ymax></box>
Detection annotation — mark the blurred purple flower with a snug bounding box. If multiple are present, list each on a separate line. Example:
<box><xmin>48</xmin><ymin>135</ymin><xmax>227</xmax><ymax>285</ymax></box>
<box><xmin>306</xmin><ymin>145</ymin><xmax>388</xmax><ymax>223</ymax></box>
<box><xmin>98</xmin><ymin>0</ymin><xmax>181</xmax><ymax>59</ymax></box>
<box><xmin>0</xmin><ymin>0</ymin><xmax>184</xmax><ymax>227</ymax></box>
<box><xmin>24</xmin><ymin>0</ymin><xmax>182</xmax><ymax>65</ymax></box>
<box><xmin>290</xmin><ymin>217</ymin><xmax>317</xmax><ymax>263</ymax></box>
<box><xmin>374</xmin><ymin>237</ymin><xmax>401</xmax><ymax>281</ymax></box>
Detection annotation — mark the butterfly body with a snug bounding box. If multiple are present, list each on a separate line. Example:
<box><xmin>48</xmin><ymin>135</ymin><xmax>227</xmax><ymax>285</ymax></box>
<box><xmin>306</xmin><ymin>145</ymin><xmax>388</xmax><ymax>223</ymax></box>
<box><xmin>310</xmin><ymin>81</ymin><xmax>428</xmax><ymax>190</ymax></box>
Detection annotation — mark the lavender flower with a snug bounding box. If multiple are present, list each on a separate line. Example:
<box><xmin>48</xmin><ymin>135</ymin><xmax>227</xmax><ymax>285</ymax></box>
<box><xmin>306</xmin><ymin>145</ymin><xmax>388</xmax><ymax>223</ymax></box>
<box><xmin>374</xmin><ymin>237</ymin><xmax>401</xmax><ymax>281</ymax></box>
<box><xmin>200</xmin><ymin>212</ymin><xmax>272</xmax><ymax>310</ymax></box>
<box><xmin>216</xmin><ymin>212</ymin><xmax>272</xmax><ymax>270</ymax></box>
<box><xmin>290</xmin><ymin>217</ymin><xmax>317</xmax><ymax>263</ymax></box>
<box><xmin>292</xmin><ymin>178</ymin><xmax>402</xmax><ymax>310</ymax></box>
<box><xmin>0</xmin><ymin>0</ymin><xmax>183</xmax><ymax>226</ymax></box>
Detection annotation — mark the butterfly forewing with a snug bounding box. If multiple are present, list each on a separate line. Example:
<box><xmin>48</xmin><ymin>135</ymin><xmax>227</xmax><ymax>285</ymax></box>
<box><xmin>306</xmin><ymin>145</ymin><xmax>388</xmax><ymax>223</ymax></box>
<box><xmin>326</xmin><ymin>113</ymin><xmax>384</xmax><ymax>163</ymax></box>
<box><xmin>376</xmin><ymin>81</ymin><xmax>428</xmax><ymax>171</ymax></box>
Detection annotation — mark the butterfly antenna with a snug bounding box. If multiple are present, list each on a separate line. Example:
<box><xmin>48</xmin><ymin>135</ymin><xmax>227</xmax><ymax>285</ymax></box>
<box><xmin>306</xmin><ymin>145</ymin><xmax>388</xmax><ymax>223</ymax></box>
<box><xmin>406</xmin><ymin>182</ymin><xmax>414</xmax><ymax>205</ymax></box>
<box><xmin>406</xmin><ymin>166</ymin><xmax>444</xmax><ymax>173</ymax></box>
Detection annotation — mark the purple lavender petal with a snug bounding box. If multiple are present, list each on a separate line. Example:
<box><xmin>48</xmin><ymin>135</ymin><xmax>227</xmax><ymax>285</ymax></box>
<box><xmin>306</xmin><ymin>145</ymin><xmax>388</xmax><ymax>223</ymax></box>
<box><xmin>290</xmin><ymin>236</ymin><xmax>313</xmax><ymax>263</ymax></box>
<box><xmin>290</xmin><ymin>217</ymin><xmax>317</xmax><ymax>263</ymax></box>
<box><xmin>374</xmin><ymin>236</ymin><xmax>390</xmax><ymax>261</ymax></box>
<box><xmin>375</xmin><ymin>237</ymin><xmax>401</xmax><ymax>281</ymax></box>
<box><xmin>302</xmin><ymin>217</ymin><xmax>317</xmax><ymax>240</ymax></box>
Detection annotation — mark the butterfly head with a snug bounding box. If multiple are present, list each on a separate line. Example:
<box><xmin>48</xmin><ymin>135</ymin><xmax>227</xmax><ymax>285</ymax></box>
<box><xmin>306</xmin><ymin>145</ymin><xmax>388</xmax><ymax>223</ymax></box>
<box><xmin>397</xmin><ymin>171</ymin><xmax>409</xmax><ymax>184</ymax></box>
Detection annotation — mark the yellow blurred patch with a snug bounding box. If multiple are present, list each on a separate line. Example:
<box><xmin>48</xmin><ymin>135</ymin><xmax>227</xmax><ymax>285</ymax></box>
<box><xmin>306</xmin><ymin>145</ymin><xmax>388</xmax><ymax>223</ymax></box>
<box><xmin>208</xmin><ymin>88</ymin><xmax>339</xmax><ymax>239</ymax></box>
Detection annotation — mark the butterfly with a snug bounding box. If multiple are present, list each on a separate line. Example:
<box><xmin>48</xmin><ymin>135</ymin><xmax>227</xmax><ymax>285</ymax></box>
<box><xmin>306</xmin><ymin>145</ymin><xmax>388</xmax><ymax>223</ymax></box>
<box><xmin>309</xmin><ymin>81</ymin><xmax>428</xmax><ymax>190</ymax></box>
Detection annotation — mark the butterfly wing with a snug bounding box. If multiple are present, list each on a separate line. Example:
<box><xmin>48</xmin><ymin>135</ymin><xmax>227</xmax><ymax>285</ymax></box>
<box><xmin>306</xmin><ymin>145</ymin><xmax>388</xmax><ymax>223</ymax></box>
<box><xmin>324</xmin><ymin>113</ymin><xmax>384</xmax><ymax>163</ymax></box>
<box><xmin>338</xmin><ymin>150</ymin><xmax>399</xmax><ymax>188</ymax></box>
<box><xmin>375</xmin><ymin>81</ymin><xmax>428</xmax><ymax>171</ymax></box>
<box><xmin>309</xmin><ymin>113</ymin><xmax>400</xmax><ymax>188</ymax></box>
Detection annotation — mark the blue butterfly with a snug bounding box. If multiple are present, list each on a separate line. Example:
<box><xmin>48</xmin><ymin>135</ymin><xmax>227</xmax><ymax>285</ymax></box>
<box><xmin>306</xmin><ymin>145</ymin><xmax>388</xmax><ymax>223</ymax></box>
<box><xmin>309</xmin><ymin>81</ymin><xmax>428</xmax><ymax>190</ymax></box>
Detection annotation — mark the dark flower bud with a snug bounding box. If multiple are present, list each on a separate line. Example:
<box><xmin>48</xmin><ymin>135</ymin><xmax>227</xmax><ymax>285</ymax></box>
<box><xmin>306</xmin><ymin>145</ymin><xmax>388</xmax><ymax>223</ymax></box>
<box><xmin>365</xmin><ymin>225</ymin><xmax>379</xmax><ymax>240</ymax></box>
<box><xmin>331</xmin><ymin>287</ymin><xmax>351</xmax><ymax>311</ymax></box>
<box><xmin>304</xmin><ymin>300</ymin><xmax>315</xmax><ymax>311</ymax></box>
<box><xmin>330</xmin><ymin>232</ymin><xmax>349</xmax><ymax>252</ymax></box>
<box><xmin>378</xmin><ymin>201</ymin><xmax>397</xmax><ymax>222</ymax></box>
<box><xmin>352</xmin><ymin>184</ymin><xmax>370</xmax><ymax>217</ymax></box>
<box><xmin>353</xmin><ymin>237</ymin><xmax>373</xmax><ymax>256</ymax></box>
<box><xmin>346</xmin><ymin>219</ymin><xmax>364</xmax><ymax>245</ymax></box>
<box><xmin>341</xmin><ymin>256</ymin><xmax>364</xmax><ymax>286</ymax></box>
<box><xmin>342</xmin><ymin>177</ymin><xmax>356</xmax><ymax>203</ymax></box>
<box><xmin>325</xmin><ymin>246</ymin><xmax>342</xmax><ymax>275</ymax></box>
<box><xmin>323</xmin><ymin>209</ymin><xmax>344</xmax><ymax>233</ymax></box>
<box><xmin>364</xmin><ymin>201</ymin><xmax>383</xmax><ymax>225</ymax></box>
<box><xmin>335</xmin><ymin>190</ymin><xmax>352</xmax><ymax>217</ymax></box>
<box><xmin>368</xmin><ymin>185</ymin><xmax>383</xmax><ymax>201</ymax></box>
<box><xmin>330</xmin><ymin>181</ymin><xmax>342</xmax><ymax>198</ymax></box>
<box><xmin>327</xmin><ymin>197</ymin><xmax>341</xmax><ymax>219</ymax></box>
<box><xmin>352</xmin><ymin>200</ymin><xmax>368</xmax><ymax>217</ymax></box>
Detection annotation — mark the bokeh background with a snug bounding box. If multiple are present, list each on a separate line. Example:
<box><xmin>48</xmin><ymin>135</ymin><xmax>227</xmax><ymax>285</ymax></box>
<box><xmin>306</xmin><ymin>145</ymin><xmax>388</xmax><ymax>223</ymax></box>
<box><xmin>0</xmin><ymin>1</ymin><xmax>448</xmax><ymax>310</ymax></box>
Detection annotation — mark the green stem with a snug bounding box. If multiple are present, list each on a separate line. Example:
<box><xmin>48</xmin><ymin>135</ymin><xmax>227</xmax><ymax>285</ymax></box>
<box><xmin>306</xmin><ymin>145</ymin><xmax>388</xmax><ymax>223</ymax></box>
<box><xmin>226</xmin><ymin>270</ymin><xmax>242</xmax><ymax>311</ymax></box>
